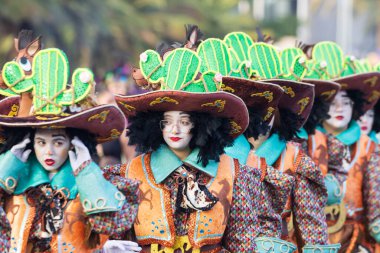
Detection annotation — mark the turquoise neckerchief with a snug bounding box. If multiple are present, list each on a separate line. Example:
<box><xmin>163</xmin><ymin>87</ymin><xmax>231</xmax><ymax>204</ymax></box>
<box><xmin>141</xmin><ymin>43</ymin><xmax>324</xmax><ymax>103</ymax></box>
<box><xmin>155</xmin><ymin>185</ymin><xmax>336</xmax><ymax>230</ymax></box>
<box><xmin>224</xmin><ymin>135</ymin><xmax>251</xmax><ymax>165</ymax></box>
<box><xmin>317</xmin><ymin>121</ymin><xmax>361</xmax><ymax>146</ymax></box>
<box><xmin>255</xmin><ymin>133</ymin><xmax>287</xmax><ymax>166</ymax></box>
<box><xmin>150</xmin><ymin>145</ymin><xmax>219</xmax><ymax>184</ymax></box>
<box><xmin>369</xmin><ymin>130</ymin><xmax>379</xmax><ymax>144</ymax></box>
<box><xmin>15</xmin><ymin>155</ymin><xmax>78</xmax><ymax>199</ymax></box>
<box><xmin>296</xmin><ymin>127</ymin><xmax>308</xmax><ymax>140</ymax></box>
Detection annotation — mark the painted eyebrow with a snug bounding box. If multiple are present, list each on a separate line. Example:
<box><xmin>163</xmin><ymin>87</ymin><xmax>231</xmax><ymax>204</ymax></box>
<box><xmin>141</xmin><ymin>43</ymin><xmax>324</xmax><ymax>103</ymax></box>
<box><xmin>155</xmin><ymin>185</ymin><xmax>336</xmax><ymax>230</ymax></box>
<box><xmin>52</xmin><ymin>134</ymin><xmax>68</xmax><ymax>138</ymax></box>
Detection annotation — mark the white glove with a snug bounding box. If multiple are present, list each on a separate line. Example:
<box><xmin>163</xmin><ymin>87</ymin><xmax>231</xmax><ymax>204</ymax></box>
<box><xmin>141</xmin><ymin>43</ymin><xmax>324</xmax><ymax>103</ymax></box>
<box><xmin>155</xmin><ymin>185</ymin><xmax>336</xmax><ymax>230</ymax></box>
<box><xmin>68</xmin><ymin>136</ymin><xmax>92</xmax><ymax>172</ymax></box>
<box><xmin>102</xmin><ymin>240</ymin><xmax>142</xmax><ymax>253</ymax></box>
<box><xmin>10</xmin><ymin>135</ymin><xmax>32</xmax><ymax>162</ymax></box>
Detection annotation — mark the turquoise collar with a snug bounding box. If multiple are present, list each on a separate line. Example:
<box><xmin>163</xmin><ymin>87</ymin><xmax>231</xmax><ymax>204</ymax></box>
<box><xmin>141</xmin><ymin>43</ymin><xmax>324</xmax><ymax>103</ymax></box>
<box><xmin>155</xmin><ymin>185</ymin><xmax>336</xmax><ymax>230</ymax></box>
<box><xmin>150</xmin><ymin>145</ymin><xmax>219</xmax><ymax>184</ymax></box>
<box><xmin>369</xmin><ymin>131</ymin><xmax>379</xmax><ymax>144</ymax></box>
<box><xmin>50</xmin><ymin>160</ymin><xmax>78</xmax><ymax>199</ymax></box>
<box><xmin>15</xmin><ymin>155</ymin><xmax>77</xmax><ymax>199</ymax></box>
<box><xmin>255</xmin><ymin>133</ymin><xmax>287</xmax><ymax>166</ymax></box>
<box><xmin>317</xmin><ymin>121</ymin><xmax>361</xmax><ymax>146</ymax></box>
<box><xmin>224</xmin><ymin>135</ymin><xmax>251</xmax><ymax>165</ymax></box>
<box><xmin>296</xmin><ymin>127</ymin><xmax>308</xmax><ymax>140</ymax></box>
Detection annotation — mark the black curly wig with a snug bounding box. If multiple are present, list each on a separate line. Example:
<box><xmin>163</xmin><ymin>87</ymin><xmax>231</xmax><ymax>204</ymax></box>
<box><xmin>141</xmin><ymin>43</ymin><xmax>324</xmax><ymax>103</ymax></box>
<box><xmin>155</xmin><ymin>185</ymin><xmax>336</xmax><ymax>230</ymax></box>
<box><xmin>345</xmin><ymin>90</ymin><xmax>368</xmax><ymax>121</ymax></box>
<box><xmin>272</xmin><ymin>109</ymin><xmax>304</xmax><ymax>141</ymax></box>
<box><xmin>304</xmin><ymin>97</ymin><xmax>331</xmax><ymax>135</ymax></box>
<box><xmin>0</xmin><ymin>127</ymin><xmax>98</xmax><ymax>160</ymax></box>
<box><xmin>373</xmin><ymin>102</ymin><xmax>380</xmax><ymax>133</ymax></box>
<box><xmin>243</xmin><ymin>108</ymin><xmax>271</xmax><ymax>140</ymax></box>
<box><xmin>127</xmin><ymin>111</ymin><xmax>234</xmax><ymax>166</ymax></box>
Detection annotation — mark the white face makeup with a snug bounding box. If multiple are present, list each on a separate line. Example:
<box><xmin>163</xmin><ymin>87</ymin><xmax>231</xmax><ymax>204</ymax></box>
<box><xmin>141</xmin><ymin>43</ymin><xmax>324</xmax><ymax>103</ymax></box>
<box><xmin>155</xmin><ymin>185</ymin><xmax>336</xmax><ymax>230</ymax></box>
<box><xmin>323</xmin><ymin>90</ymin><xmax>353</xmax><ymax>134</ymax></box>
<box><xmin>248</xmin><ymin>116</ymin><xmax>275</xmax><ymax>150</ymax></box>
<box><xmin>358</xmin><ymin>109</ymin><xmax>374</xmax><ymax>135</ymax></box>
<box><xmin>161</xmin><ymin>111</ymin><xmax>193</xmax><ymax>153</ymax></box>
<box><xmin>34</xmin><ymin>128</ymin><xmax>71</xmax><ymax>173</ymax></box>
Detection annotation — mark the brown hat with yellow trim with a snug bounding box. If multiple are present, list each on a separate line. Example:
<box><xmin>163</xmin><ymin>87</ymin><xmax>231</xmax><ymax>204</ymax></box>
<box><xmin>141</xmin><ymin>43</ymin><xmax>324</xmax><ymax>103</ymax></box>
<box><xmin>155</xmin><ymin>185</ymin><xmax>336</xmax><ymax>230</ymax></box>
<box><xmin>261</xmin><ymin>79</ymin><xmax>315</xmax><ymax>129</ymax></box>
<box><xmin>0</xmin><ymin>48</ymin><xmax>125</xmax><ymax>143</ymax></box>
<box><xmin>302</xmin><ymin>41</ymin><xmax>380</xmax><ymax>113</ymax></box>
<box><xmin>220</xmin><ymin>76</ymin><xmax>284</xmax><ymax>123</ymax></box>
<box><xmin>115</xmin><ymin>47</ymin><xmax>249</xmax><ymax>137</ymax></box>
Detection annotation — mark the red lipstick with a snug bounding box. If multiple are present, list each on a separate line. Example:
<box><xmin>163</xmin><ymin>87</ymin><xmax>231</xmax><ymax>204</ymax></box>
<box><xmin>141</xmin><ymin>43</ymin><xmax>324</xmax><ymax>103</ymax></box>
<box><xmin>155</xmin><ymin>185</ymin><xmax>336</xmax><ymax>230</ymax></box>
<box><xmin>335</xmin><ymin>116</ymin><xmax>344</xmax><ymax>120</ymax></box>
<box><xmin>45</xmin><ymin>159</ymin><xmax>55</xmax><ymax>166</ymax></box>
<box><xmin>361</xmin><ymin>126</ymin><xmax>368</xmax><ymax>131</ymax></box>
<box><xmin>170</xmin><ymin>137</ymin><xmax>182</xmax><ymax>142</ymax></box>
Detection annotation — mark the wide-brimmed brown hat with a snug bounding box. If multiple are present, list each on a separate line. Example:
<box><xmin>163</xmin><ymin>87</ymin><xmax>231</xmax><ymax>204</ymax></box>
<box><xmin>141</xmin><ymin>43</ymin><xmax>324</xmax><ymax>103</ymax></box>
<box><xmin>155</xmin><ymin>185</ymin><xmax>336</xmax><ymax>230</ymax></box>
<box><xmin>115</xmin><ymin>90</ymin><xmax>248</xmax><ymax>137</ymax></box>
<box><xmin>116</xmin><ymin>47</ymin><xmax>249</xmax><ymax>137</ymax></box>
<box><xmin>305</xmin><ymin>41</ymin><xmax>380</xmax><ymax>113</ymax></box>
<box><xmin>220</xmin><ymin>76</ymin><xmax>284</xmax><ymax>122</ymax></box>
<box><xmin>0</xmin><ymin>48</ymin><xmax>126</xmax><ymax>143</ymax></box>
<box><xmin>262</xmin><ymin>79</ymin><xmax>315</xmax><ymax>129</ymax></box>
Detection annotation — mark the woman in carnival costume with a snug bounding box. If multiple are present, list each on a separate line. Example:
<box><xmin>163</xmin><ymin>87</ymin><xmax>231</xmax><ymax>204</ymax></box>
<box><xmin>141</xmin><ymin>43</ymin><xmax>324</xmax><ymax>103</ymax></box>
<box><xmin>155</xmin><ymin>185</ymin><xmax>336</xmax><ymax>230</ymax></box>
<box><xmin>218</xmin><ymin>32</ymin><xmax>338</xmax><ymax>252</ymax></box>
<box><xmin>306</xmin><ymin>41</ymin><xmax>380</xmax><ymax>253</ymax></box>
<box><xmin>102</xmin><ymin>39</ymin><xmax>290</xmax><ymax>251</ymax></box>
<box><xmin>0</xmin><ymin>48</ymin><xmax>140</xmax><ymax>252</ymax></box>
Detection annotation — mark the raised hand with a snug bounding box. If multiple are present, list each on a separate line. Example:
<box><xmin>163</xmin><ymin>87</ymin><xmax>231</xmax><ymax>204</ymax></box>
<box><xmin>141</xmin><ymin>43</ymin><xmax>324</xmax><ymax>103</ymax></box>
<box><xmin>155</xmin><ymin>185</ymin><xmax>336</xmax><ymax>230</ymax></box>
<box><xmin>68</xmin><ymin>136</ymin><xmax>92</xmax><ymax>172</ymax></box>
<box><xmin>10</xmin><ymin>134</ymin><xmax>32</xmax><ymax>162</ymax></box>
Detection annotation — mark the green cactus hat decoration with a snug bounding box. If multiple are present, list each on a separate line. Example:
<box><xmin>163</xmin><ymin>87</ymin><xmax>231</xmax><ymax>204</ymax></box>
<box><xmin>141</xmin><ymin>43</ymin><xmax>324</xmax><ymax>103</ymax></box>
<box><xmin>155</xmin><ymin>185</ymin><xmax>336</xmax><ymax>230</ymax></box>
<box><xmin>308</xmin><ymin>41</ymin><xmax>380</xmax><ymax>113</ymax></box>
<box><xmin>115</xmin><ymin>47</ymin><xmax>249</xmax><ymax>137</ymax></box>
<box><xmin>281</xmin><ymin>47</ymin><xmax>341</xmax><ymax>103</ymax></box>
<box><xmin>0</xmin><ymin>48</ymin><xmax>126</xmax><ymax>143</ymax></box>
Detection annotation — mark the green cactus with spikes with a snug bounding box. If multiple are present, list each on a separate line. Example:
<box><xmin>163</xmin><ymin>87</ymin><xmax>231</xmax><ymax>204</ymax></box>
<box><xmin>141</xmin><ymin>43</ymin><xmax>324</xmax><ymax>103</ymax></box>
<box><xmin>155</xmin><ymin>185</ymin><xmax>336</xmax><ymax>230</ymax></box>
<box><xmin>249</xmin><ymin>43</ymin><xmax>306</xmax><ymax>81</ymax></box>
<box><xmin>224</xmin><ymin>32</ymin><xmax>254</xmax><ymax>63</ymax></box>
<box><xmin>309</xmin><ymin>41</ymin><xmax>345</xmax><ymax>80</ymax></box>
<box><xmin>197</xmin><ymin>38</ymin><xmax>251</xmax><ymax>79</ymax></box>
<box><xmin>342</xmin><ymin>56</ymin><xmax>371</xmax><ymax>77</ymax></box>
<box><xmin>2</xmin><ymin>48</ymin><xmax>93</xmax><ymax>115</ymax></box>
<box><xmin>139</xmin><ymin>48</ymin><xmax>220</xmax><ymax>92</ymax></box>
<box><xmin>280</xmin><ymin>47</ymin><xmax>310</xmax><ymax>80</ymax></box>
<box><xmin>374</xmin><ymin>63</ymin><xmax>380</xmax><ymax>72</ymax></box>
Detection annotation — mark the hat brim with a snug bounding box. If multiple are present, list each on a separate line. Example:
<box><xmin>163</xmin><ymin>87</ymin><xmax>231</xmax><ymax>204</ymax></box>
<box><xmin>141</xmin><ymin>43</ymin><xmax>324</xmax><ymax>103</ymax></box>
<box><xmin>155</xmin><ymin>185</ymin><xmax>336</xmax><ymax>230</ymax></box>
<box><xmin>262</xmin><ymin>79</ymin><xmax>315</xmax><ymax>129</ymax></box>
<box><xmin>221</xmin><ymin>76</ymin><xmax>284</xmax><ymax>122</ymax></box>
<box><xmin>334</xmin><ymin>72</ymin><xmax>380</xmax><ymax>112</ymax></box>
<box><xmin>0</xmin><ymin>96</ymin><xmax>126</xmax><ymax>143</ymax></box>
<box><xmin>115</xmin><ymin>90</ymin><xmax>249</xmax><ymax>137</ymax></box>
<box><xmin>303</xmin><ymin>79</ymin><xmax>341</xmax><ymax>102</ymax></box>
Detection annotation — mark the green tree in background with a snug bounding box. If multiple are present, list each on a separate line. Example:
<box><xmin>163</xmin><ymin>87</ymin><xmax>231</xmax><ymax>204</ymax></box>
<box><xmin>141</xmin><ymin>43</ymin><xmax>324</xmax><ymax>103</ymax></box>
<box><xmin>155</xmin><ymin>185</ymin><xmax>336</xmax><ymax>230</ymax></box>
<box><xmin>0</xmin><ymin>0</ymin><xmax>257</xmax><ymax>77</ymax></box>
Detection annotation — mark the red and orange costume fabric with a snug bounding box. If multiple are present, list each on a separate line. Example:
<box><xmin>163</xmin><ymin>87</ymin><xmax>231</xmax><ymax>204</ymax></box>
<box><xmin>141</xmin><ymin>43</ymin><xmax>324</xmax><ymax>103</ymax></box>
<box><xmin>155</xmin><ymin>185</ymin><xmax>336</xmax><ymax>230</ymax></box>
<box><xmin>301</xmin><ymin>41</ymin><xmax>380</xmax><ymax>252</ymax></box>
<box><xmin>0</xmin><ymin>47</ymin><xmax>139</xmax><ymax>252</ymax></box>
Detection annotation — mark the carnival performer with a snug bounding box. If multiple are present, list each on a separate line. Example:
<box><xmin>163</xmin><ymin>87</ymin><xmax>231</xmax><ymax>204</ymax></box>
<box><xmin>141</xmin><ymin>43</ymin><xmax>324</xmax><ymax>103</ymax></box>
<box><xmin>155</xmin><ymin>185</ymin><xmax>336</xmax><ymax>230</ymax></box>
<box><xmin>308</xmin><ymin>41</ymin><xmax>380</xmax><ymax>253</ymax></box>
<box><xmin>0</xmin><ymin>48</ymin><xmax>140</xmax><ymax>252</ymax></box>
<box><xmin>216</xmin><ymin>32</ymin><xmax>336</xmax><ymax>252</ymax></box>
<box><xmin>100</xmin><ymin>41</ymin><xmax>285</xmax><ymax>252</ymax></box>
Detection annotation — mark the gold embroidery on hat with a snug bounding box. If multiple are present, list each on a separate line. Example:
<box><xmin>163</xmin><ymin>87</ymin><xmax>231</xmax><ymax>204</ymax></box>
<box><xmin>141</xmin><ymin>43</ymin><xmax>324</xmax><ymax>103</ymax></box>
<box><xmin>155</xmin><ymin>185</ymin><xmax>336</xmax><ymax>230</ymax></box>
<box><xmin>282</xmin><ymin>86</ymin><xmax>295</xmax><ymax>97</ymax></box>
<box><xmin>230</xmin><ymin>121</ymin><xmax>242</xmax><ymax>134</ymax></box>
<box><xmin>340</xmin><ymin>83</ymin><xmax>348</xmax><ymax>89</ymax></box>
<box><xmin>363</xmin><ymin>76</ymin><xmax>379</xmax><ymax>87</ymax></box>
<box><xmin>264</xmin><ymin>107</ymin><xmax>275</xmax><ymax>121</ymax></box>
<box><xmin>118</xmin><ymin>102</ymin><xmax>136</xmax><ymax>112</ymax></box>
<box><xmin>250</xmin><ymin>91</ymin><xmax>274</xmax><ymax>102</ymax></box>
<box><xmin>35</xmin><ymin>116</ymin><xmax>61</xmax><ymax>120</ymax></box>
<box><xmin>321</xmin><ymin>90</ymin><xmax>336</xmax><ymax>100</ymax></box>
<box><xmin>297</xmin><ymin>97</ymin><xmax>310</xmax><ymax>115</ymax></box>
<box><xmin>88</xmin><ymin>110</ymin><xmax>110</xmax><ymax>124</ymax></box>
<box><xmin>220</xmin><ymin>84</ymin><xmax>235</xmax><ymax>93</ymax></box>
<box><xmin>201</xmin><ymin>100</ymin><xmax>226</xmax><ymax>112</ymax></box>
<box><xmin>150</xmin><ymin>97</ymin><xmax>179</xmax><ymax>106</ymax></box>
<box><xmin>8</xmin><ymin>104</ymin><xmax>19</xmax><ymax>117</ymax></box>
<box><xmin>97</xmin><ymin>129</ymin><xmax>122</xmax><ymax>142</ymax></box>
<box><xmin>369</xmin><ymin>90</ymin><xmax>380</xmax><ymax>102</ymax></box>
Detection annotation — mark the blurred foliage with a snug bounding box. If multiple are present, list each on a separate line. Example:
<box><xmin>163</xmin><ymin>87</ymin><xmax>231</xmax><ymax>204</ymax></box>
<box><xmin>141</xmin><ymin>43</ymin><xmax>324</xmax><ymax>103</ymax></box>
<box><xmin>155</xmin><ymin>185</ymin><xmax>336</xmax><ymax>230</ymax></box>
<box><xmin>0</xmin><ymin>0</ymin><xmax>259</xmax><ymax>78</ymax></box>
